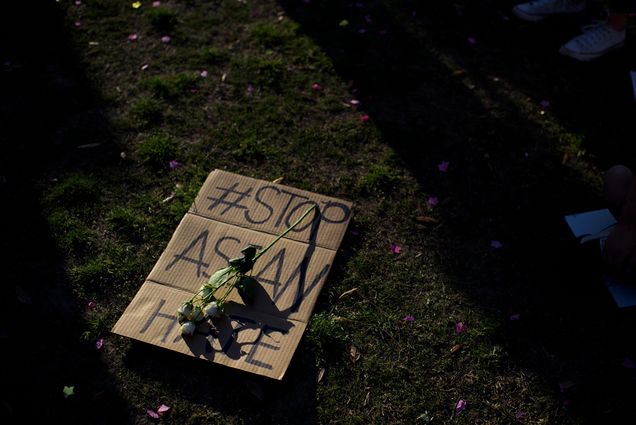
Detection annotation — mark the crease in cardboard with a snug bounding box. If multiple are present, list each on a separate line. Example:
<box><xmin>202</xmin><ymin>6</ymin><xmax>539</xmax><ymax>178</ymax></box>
<box><xmin>112</xmin><ymin>170</ymin><xmax>352</xmax><ymax>379</ymax></box>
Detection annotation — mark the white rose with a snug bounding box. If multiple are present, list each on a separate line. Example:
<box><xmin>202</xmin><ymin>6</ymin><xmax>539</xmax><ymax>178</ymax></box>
<box><xmin>180</xmin><ymin>321</ymin><xmax>196</xmax><ymax>336</ymax></box>
<box><xmin>204</xmin><ymin>301</ymin><xmax>219</xmax><ymax>318</ymax></box>
<box><xmin>189</xmin><ymin>307</ymin><xmax>204</xmax><ymax>322</ymax></box>
<box><xmin>177</xmin><ymin>302</ymin><xmax>193</xmax><ymax>317</ymax></box>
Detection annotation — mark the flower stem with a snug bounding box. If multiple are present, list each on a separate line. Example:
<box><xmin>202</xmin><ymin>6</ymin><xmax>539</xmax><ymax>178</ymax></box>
<box><xmin>254</xmin><ymin>204</ymin><xmax>318</xmax><ymax>261</ymax></box>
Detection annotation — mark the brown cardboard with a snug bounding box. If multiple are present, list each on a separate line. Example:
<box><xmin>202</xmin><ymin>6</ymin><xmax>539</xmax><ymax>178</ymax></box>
<box><xmin>112</xmin><ymin>170</ymin><xmax>352</xmax><ymax>379</ymax></box>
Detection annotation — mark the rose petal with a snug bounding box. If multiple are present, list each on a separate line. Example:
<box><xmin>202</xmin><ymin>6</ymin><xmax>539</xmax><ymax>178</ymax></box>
<box><xmin>147</xmin><ymin>410</ymin><xmax>160</xmax><ymax>419</ymax></box>
<box><xmin>87</xmin><ymin>301</ymin><xmax>97</xmax><ymax>309</ymax></box>
<box><xmin>454</xmin><ymin>321</ymin><xmax>467</xmax><ymax>333</ymax></box>
<box><xmin>390</xmin><ymin>243</ymin><xmax>401</xmax><ymax>254</ymax></box>
<box><xmin>311</xmin><ymin>82</ymin><xmax>322</xmax><ymax>91</ymax></box>
<box><xmin>74</xmin><ymin>21</ymin><xmax>81</xmax><ymax>27</ymax></box>
<box><xmin>168</xmin><ymin>160</ymin><xmax>180</xmax><ymax>170</ymax></box>
<box><xmin>95</xmin><ymin>338</ymin><xmax>104</xmax><ymax>350</ymax></box>
<box><xmin>427</xmin><ymin>196</ymin><xmax>439</xmax><ymax>207</ymax></box>
<box><xmin>350</xmin><ymin>99</ymin><xmax>360</xmax><ymax>106</ymax></box>
<box><xmin>128</xmin><ymin>33</ymin><xmax>138</xmax><ymax>41</ymax></box>
<box><xmin>456</xmin><ymin>399</ymin><xmax>466</xmax><ymax>412</ymax></box>
<box><xmin>152</xmin><ymin>0</ymin><xmax>161</xmax><ymax>6</ymax></box>
<box><xmin>490</xmin><ymin>240</ymin><xmax>503</xmax><ymax>249</ymax></box>
<box><xmin>437</xmin><ymin>161</ymin><xmax>449</xmax><ymax>172</ymax></box>
<box><xmin>402</xmin><ymin>315</ymin><xmax>415</xmax><ymax>322</ymax></box>
<box><xmin>509</xmin><ymin>314</ymin><xmax>520</xmax><ymax>321</ymax></box>
<box><xmin>161</xmin><ymin>35</ymin><xmax>171</xmax><ymax>44</ymax></box>
<box><xmin>200</xmin><ymin>70</ymin><xmax>208</xmax><ymax>78</ymax></box>
<box><xmin>157</xmin><ymin>404</ymin><xmax>171</xmax><ymax>414</ymax></box>
<box><xmin>359</xmin><ymin>114</ymin><xmax>369</xmax><ymax>122</ymax></box>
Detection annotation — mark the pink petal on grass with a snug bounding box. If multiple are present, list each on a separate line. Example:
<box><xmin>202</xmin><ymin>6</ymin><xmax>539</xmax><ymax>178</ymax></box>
<box><xmin>87</xmin><ymin>301</ymin><xmax>97</xmax><ymax>309</ymax></box>
<box><xmin>350</xmin><ymin>99</ymin><xmax>360</xmax><ymax>106</ymax></box>
<box><xmin>490</xmin><ymin>240</ymin><xmax>503</xmax><ymax>249</ymax></box>
<box><xmin>161</xmin><ymin>35</ymin><xmax>171</xmax><ymax>44</ymax></box>
<box><xmin>515</xmin><ymin>410</ymin><xmax>526</xmax><ymax>418</ymax></box>
<box><xmin>168</xmin><ymin>160</ymin><xmax>180</xmax><ymax>169</ymax></box>
<box><xmin>359</xmin><ymin>114</ymin><xmax>370</xmax><ymax>122</ymax></box>
<box><xmin>456</xmin><ymin>399</ymin><xmax>466</xmax><ymax>412</ymax></box>
<box><xmin>390</xmin><ymin>243</ymin><xmax>402</xmax><ymax>254</ymax></box>
<box><xmin>402</xmin><ymin>315</ymin><xmax>415</xmax><ymax>323</ymax></box>
<box><xmin>95</xmin><ymin>338</ymin><xmax>104</xmax><ymax>350</ymax></box>
<box><xmin>147</xmin><ymin>410</ymin><xmax>160</xmax><ymax>419</ymax></box>
<box><xmin>128</xmin><ymin>33</ymin><xmax>138</xmax><ymax>41</ymax></box>
<box><xmin>153</xmin><ymin>1</ymin><xmax>161</xmax><ymax>6</ymax></box>
<box><xmin>509</xmin><ymin>314</ymin><xmax>520</xmax><ymax>321</ymax></box>
<box><xmin>74</xmin><ymin>21</ymin><xmax>82</xmax><ymax>28</ymax></box>
<box><xmin>437</xmin><ymin>161</ymin><xmax>449</xmax><ymax>172</ymax></box>
<box><xmin>157</xmin><ymin>404</ymin><xmax>171</xmax><ymax>415</ymax></box>
<box><xmin>454</xmin><ymin>321</ymin><xmax>467</xmax><ymax>333</ymax></box>
<box><xmin>311</xmin><ymin>82</ymin><xmax>322</xmax><ymax>91</ymax></box>
<box><xmin>622</xmin><ymin>358</ymin><xmax>635</xmax><ymax>369</ymax></box>
<box><xmin>427</xmin><ymin>196</ymin><xmax>439</xmax><ymax>207</ymax></box>
<box><xmin>200</xmin><ymin>70</ymin><xmax>208</xmax><ymax>78</ymax></box>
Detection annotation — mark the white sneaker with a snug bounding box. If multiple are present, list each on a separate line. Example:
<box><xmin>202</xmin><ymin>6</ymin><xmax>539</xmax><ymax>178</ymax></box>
<box><xmin>559</xmin><ymin>22</ymin><xmax>625</xmax><ymax>61</ymax></box>
<box><xmin>513</xmin><ymin>0</ymin><xmax>586</xmax><ymax>22</ymax></box>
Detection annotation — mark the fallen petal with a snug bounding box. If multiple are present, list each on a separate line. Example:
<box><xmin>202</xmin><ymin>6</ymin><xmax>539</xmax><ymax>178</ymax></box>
<box><xmin>490</xmin><ymin>240</ymin><xmax>503</xmax><ymax>249</ymax></box>
<box><xmin>95</xmin><ymin>338</ymin><xmax>104</xmax><ymax>350</ymax></box>
<box><xmin>402</xmin><ymin>315</ymin><xmax>415</xmax><ymax>322</ymax></box>
<box><xmin>152</xmin><ymin>1</ymin><xmax>161</xmax><ymax>6</ymax></box>
<box><xmin>359</xmin><ymin>114</ymin><xmax>370</xmax><ymax>122</ymax></box>
<box><xmin>509</xmin><ymin>314</ymin><xmax>520</xmax><ymax>321</ymax></box>
<box><xmin>87</xmin><ymin>301</ymin><xmax>97</xmax><ymax>309</ymax></box>
<box><xmin>467</xmin><ymin>37</ymin><xmax>476</xmax><ymax>44</ymax></box>
<box><xmin>311</xmin><ymin>82</ymin><xmax>322</xmax><ymax>91</ymax></box>
<box><xmin>454</xmin><ymin>321</ymin><xmax>467</xmax><ymax>333</ymax></box>
<box><xmin>427</xmin><ymin>196</ymin><xmax>439</xmax><ymax>207</ymax></box>
<box><xmin>390</xmin><ymin>243</ymin><xmax>402</xmax><ymax>254</ymax></box>
<box><xmin>157</xmin><ymin>404</ymin><xmax>171</xmax><ymax>415</ymax></box>
<box><xmin>350</xmin><ymin>345</ymin><xmax>361</xmax><ymax>363</ymax></box>
<box><xmin>456</xmin><ymin>399</ymin><xmax>466</xmax><ymax>412</ymax></box>
<box><xmin>450</xmin><ymin>344</ymin><xmax>461</xmax><ymax>353</ymax></box>
<box><xmin>161</xmin><ymin>35</ymin><xmax>171</xmax><ymax>44</ymax></box>
<box><xmin>128</xmin><ymin>33</ymin><xmax>138</xmax><ymax>41</ymax></box>
<box><xmin>200</xmin><ymin>70</ymin><xmax>208</xmax><ymax>78</ymax></box>
<box><xmin>63</xmin><ymin>386</ymin><xmax>75</xmax><ymax>398</ymax></box>
<box><xmin>147</xmin><ymin>410</ymin><xmax>159</xmax><ymax>419</ymax></box>
<box><xmin>437</xmin><ymin>161</ymin><xmax>449</xmax><ymax>172</ymax></box>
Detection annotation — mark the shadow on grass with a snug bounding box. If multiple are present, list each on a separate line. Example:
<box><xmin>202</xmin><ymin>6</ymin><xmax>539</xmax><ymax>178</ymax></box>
<box><xmin>0</xmin><ymin>2</ymin><xmax>130</xmax><ymax>423</ymax></box>
<box><xmin>279</xmin><ymin>0</ymin><xmax>636</xmax><ymax>423</ymax></box>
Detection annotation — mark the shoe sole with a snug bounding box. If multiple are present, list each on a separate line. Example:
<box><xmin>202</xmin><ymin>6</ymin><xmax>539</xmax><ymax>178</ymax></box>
<box><xmin>512</xmin><ymin>6</ymin><xmax>586</xmax><ymax>22</ymax></box>
<box><xmin>559</xmin><ymin>41</ymin><xmax>624</xmax><ymax>61</ymax></box>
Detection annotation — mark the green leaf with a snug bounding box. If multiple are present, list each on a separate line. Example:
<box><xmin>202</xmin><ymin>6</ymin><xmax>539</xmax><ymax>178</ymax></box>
<box><xmin>63</xmin><ymin>386</ymin><xmax>75</xmax><ymax>398</ymax></box>
<box><xmin>229</xmin><ymin>256</ymin><xmax>254</xmax><ymax>273</ymax></box>
<box><xmin>207</xmin><ymin>266</ymin><xmax>233</xmax><ymax>289</ymax></box>
<box><xmin>240</xmin><ymin>245</ymin><xmax>258</xmax><ymax>260</ymax></box>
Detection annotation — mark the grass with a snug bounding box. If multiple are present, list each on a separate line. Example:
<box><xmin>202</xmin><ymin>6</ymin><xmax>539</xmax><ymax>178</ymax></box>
<box><xmin>4</xmin><ymin>0</ymin><xmax>636</xmax><ymax>424</ymax></box>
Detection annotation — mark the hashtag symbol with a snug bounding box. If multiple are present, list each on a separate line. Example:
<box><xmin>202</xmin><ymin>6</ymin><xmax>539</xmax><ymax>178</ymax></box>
<box><xmin>206</xmin><ymin>183</ymin><xmax>252</xmax><ymax>215</ymax></box>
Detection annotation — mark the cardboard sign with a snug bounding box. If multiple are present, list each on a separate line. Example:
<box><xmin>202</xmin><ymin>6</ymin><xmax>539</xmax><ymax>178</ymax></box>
<box><xmin>113</xmin><ymin>170</ymin><xmax>352</xmax><ymax>379</ymax></box>
<box><xmin>565</xmin><ymin>209</ymin><xmax>636</xmax><ymax>308</ymax></box>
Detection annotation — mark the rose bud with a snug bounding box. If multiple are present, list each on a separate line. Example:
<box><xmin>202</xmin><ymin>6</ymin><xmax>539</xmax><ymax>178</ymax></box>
<box><xmin>180</xmin><ymin>321</ymin><xmax>196</xmax><ymax>336</ymax></box>
<box><xmin>199</xmin><ymin>285</ymin><xmax>213</xmax><ymax>299</ymax></box>
<box><xmin>189</xmin><ymin>306</ymin><xmax>204</xmax><ymax>322</ymax></box>
<box><xmin>204</xmin><ymin>301</ymin><xmax>219</xmax><ymax>318</ymax></box>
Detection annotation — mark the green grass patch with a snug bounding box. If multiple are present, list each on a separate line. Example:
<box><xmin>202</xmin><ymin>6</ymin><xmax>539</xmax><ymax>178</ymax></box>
<box><xmin>145</xmin><ymin>7</ymin><xmax>178</xmax><ymax>34</ymax></box>
<box><xmin>136</xmin><ymin>132</ymin><xmax>177</xmax><ymax>168</ymax></box>
<box><xmin>129</xmin><ymin>96</ymin><xmax>163</xmax><ymax>127</ymax></box>
<box><xmin>48</xmin><ymin>175</ymin><xmax>99</xmax><ymax>205</ymax></box>
<box><xmin>144</xmin><ymin>73</ymin><xmax>198</xmax><ymax>100</ymax></box>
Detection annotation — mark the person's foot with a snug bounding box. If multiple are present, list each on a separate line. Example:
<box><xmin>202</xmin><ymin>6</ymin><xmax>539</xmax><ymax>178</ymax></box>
<box><xmin>512</xmin><ymin>0</ymin><xmax>586</xmax><ymax>22</ymax></box>
<box><xmin>559</xmin><ymin>22</ymin><xmax>625</xmax><ymax>61</ymax></box>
